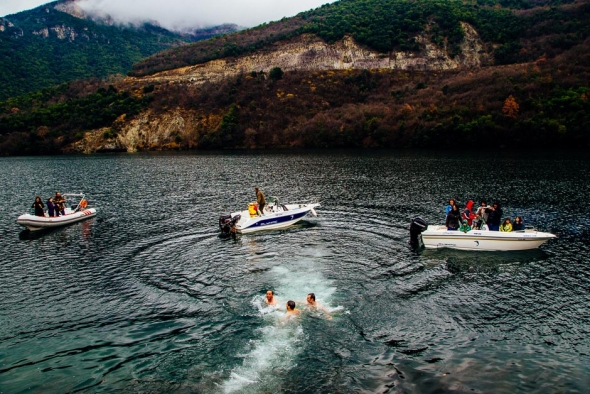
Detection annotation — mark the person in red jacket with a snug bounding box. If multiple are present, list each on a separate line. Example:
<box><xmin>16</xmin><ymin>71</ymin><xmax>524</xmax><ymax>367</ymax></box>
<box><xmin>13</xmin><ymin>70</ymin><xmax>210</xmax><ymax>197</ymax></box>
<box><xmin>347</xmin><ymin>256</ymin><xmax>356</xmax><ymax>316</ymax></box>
<box><xmin>462</xmin><ymin>200</ymin><xmax>476</xmax><ymax>225</ymax></box>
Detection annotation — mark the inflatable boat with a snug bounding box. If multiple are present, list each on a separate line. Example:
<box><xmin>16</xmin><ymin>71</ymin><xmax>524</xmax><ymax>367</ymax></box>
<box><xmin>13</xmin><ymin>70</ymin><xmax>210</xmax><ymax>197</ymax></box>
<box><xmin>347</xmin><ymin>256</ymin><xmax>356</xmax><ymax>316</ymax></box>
<box><xmin>17</xmin><ymin>193</ymin><xmax>97</xmax><ymax>231</ymax></box>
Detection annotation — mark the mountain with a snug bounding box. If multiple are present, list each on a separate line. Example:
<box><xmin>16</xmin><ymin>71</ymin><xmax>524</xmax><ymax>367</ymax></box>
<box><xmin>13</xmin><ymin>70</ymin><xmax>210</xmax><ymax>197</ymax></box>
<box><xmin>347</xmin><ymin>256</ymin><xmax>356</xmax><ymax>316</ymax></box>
<box><xmin>129</xmin><ymin>0</ymin><xmax>573</xmax><ymax>76</ymax></box>
<box><xmin>0</xmin><ymin>0</ymin><xmax>239</xmax><ymax>100</ymax></box>
<box><xmin>0</xmin><ymin>0</ymin><xmax>588</xmax><ymax>155</ymax></box>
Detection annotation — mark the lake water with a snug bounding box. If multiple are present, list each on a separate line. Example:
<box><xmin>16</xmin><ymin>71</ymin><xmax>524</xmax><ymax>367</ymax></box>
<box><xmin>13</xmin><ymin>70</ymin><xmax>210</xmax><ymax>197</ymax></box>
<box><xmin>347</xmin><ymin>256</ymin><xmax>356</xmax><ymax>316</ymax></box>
<box><xmin>1</xmin><ymin>150</ymin><xmax>589</xmax><ymax>393</ymax></box>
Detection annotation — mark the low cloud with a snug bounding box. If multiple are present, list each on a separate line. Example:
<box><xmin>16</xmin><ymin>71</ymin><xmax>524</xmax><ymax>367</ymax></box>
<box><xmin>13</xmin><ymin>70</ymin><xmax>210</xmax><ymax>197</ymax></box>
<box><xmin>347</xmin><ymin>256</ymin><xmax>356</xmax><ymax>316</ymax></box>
<box><xmin>77</xmin><ymin>0</ymin><xmax>335</xmax><ymax>30</ymax></box>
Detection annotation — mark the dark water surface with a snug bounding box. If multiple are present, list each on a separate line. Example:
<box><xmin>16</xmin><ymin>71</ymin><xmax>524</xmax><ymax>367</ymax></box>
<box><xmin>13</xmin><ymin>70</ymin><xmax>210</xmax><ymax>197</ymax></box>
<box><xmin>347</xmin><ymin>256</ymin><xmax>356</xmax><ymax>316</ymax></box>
<box><xmin>1</xmin><ymin>151</ymin><xmax>589</xmax><ymax>393</ymax></box>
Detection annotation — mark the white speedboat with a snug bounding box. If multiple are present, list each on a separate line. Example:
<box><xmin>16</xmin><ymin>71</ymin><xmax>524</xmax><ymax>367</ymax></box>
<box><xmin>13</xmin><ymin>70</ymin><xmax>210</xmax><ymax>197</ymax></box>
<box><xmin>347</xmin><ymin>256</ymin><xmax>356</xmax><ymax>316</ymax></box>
<box><xmin>219</xmin><ymin>196</ymin><xmax>320</xmax><ymax>234</ymax></box>
<box><xmin>413</xmin><ymin>220</ymin><xmax>556</xmax><ymax>251</ymax></box>
<box><xmin>17</xmin><ymin>193</ymin><xmax>97</xmax><ymax>231</ymax></box>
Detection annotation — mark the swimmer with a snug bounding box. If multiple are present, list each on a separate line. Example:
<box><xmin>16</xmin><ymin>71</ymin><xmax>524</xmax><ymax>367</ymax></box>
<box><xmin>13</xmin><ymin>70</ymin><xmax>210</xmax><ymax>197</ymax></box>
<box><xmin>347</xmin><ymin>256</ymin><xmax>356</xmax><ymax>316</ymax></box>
<box><xmin>265</xmin><ymin>290</ymin><xmax>277</xmax><ymax>306</ymax></box>
<box><xmin>306</xmin><ymin>293</ymin><xmax>318</xmax><ymax>307</ymax></box>
<box><xmin>285</xmin><ymin>300</ymin><xmax>301</xmax><ymax>316</ymax></box>
<box><xmin>306</xmin><ymin>293</ymin><xmax>332</xmax><ymax>320</ymax></box>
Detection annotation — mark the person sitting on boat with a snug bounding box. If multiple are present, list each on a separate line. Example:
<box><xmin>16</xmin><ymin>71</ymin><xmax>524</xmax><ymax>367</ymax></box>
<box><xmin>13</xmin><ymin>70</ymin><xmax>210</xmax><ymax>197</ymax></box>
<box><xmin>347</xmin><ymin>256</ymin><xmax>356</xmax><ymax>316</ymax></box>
<box><xmin>500</xmin><ymin>217</ymin><xmax>513</xmax><ymax>232</ymax></box>
<box><xmin>486</xmin><ymin>202</ymin><xmax>503</xmax><ymax>231</ymax></box>
<box><xmin>462</xmin><ymin>200</ymin><xmax>475</xmax><ymax>225</ymax></box>
<box><xmin>46</xmin><ymin>198</ymin><xmax>55</xmax><ymax>217</ymax></box>
<box><xmin>53</xmin><ymin>192</ymin><xmax>66</xmax><ymax>216</ymax></box>
<box><xmin>32</xmin><ymin>196</ymin><xmax>45</xmax><ymax>217</ymax></box>
<box><xmin>445</xmin><ymin>205</ymin><xmax>461</xmax><ymax>231</ymax></box>
<box><xmin>513</xmin><ymin>216</ymin><xmax>525</xmax><ymax>231</ymax></box>
<box><xmin>459</xmin><ymin>220</ymin><xmax>471</xmax><ymax>233</ymax></box>
<box><xmin>472</xmin><ymin>214</ymin><xmax>482</xmax><ymax>230</ymax></box>
<box><xmin>254</xmin><ymin>186</ymin><xmax>266</xmax><ymax>216</ymax></box>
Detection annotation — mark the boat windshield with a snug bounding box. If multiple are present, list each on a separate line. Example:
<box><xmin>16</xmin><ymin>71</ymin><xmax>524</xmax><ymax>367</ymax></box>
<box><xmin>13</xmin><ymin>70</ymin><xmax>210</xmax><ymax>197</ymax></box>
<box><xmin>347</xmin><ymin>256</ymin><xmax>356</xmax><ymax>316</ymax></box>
<box><xmin>266</xmin><ymin>196</ymin><xmax>280</xmax><ymax>205</ymax></box>
<box><xmin>62</xmin><ymin>193</ymin><xmax>87</xmax><ymax>211</ymax></box>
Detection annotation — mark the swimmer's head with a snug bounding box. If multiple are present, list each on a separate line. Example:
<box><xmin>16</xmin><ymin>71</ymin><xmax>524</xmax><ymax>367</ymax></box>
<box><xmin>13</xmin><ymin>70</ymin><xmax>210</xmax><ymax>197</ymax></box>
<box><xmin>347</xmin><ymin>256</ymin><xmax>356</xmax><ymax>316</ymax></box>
<box><xmin>286</xmin><ymin>300</ymin><xmax>296</xmax><ymax>311</ymax></box>
<box><xmin>307</xmin><ymin>293</ymin><xmax>316</xmax><ymax>302</ymax></box>
<box><xmin>266</xmin><ymin>290</ymin><xmax>274</xmax><ymax>300</ymax></box>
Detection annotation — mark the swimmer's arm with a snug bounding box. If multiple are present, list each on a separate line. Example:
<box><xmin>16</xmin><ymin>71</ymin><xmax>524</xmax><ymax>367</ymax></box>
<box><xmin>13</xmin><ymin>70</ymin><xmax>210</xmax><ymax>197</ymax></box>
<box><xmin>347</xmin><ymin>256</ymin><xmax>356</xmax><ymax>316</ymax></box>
<box><xmin>318</xmin><ymin>303</ymin><xmax>333</xmax><ymax>319</ymax></box>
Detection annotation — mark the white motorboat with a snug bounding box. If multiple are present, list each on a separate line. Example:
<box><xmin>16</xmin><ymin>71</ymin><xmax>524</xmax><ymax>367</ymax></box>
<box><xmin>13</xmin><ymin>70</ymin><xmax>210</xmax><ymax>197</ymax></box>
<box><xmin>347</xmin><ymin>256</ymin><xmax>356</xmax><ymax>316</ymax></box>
<box><xmin>17</xmin><ymin>193</ymin><xmax>97</xmax><ymax>231</ymax></box>
<box><xmin>219</xmin><ymin>196</ymin><xmax>320</xmax><ymax>234</ymax></box>
<box><xmin>410</xmin><ymin>218</ymin><xmax>556</xmax><ymax>251</ymax></box>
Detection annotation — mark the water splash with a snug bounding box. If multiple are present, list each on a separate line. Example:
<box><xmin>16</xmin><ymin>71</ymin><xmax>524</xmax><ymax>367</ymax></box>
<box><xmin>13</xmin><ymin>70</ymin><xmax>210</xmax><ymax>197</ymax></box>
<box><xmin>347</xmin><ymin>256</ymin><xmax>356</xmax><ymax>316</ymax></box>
<box><xmin>221</xmin><ymin>255</ymin><xmax>341</xmax><ymax>393</ymax></box>
<box><xmin>221</xmin><ymin>321</ymin><xmax>304</xmax><ymax>393</ymax></box>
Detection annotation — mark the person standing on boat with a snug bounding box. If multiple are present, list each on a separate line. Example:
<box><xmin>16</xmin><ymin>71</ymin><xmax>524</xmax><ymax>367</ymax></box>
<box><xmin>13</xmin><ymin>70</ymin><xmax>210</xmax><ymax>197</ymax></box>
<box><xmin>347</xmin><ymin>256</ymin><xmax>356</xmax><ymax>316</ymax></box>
<box><xmin>476</xmin><ymin>201</ymin><xmax>491</xmax><ymax>223</ymax></box>
<box><xmin>53</xmin><ymin>192</ymin><xmax>66</xmax><ymax>216</ymax></box>
<box><xmin>255</xmin><ymin>187</ymin><xmax>266</xmax><ymax>216</ymax></box>
<box><xmin>462</xmin><ymin>200</ymin><xmax>475</xmax><ymax>225</ymax></box>
<box><xmin>445</xmin><ymin>198</ymin><xmax>457</xmax><ymax>218</ymax></box>
<box><xmin>32</xmin><ymin>196</ymin><xmax>45</xmax><ymax>217</ymax></box>
<box><xmin>445</xmin><ymin>205</ymin><xmax>461</xmax><ymax>231</ymax></box>
<box><xmin>46</xmin><ymin>198</ymin><xmax>55</xmax><ymax>217</ymax></box>
<box><xmin>486</xmin><ymin>202</ymin><xmax>503</xmax><ymax>231</ymax></box>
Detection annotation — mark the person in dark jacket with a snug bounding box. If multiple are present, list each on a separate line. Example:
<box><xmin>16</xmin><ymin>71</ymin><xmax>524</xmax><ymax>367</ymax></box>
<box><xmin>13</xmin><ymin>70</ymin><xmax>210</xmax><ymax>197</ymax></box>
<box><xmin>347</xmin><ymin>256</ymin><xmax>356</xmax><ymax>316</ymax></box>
<box><xmin>486</xmin><ymin>202</ymin><xmax>503</xmax><ymax>231</ymax></box>
<box><xmin>46</xmin><ymin>198</ymin><xmax>55</xmax><ymax>217</ymax></box>
<box><xmin>445</xmin><ymin>198</ymin><xmax>457</xmax><ymax>217</ymax></box>
<box><xmin>446</xmin><ymin>205</ymin><xmax>461</xmax><ymax>231</ymax></box>
<box><xmin>53</xmin><ymin>192</ymin><xmax>66</xmax><ymax>216</ymax></box>
<box><xmin>254</xmin><ymin>187</ymin><xmax>266</xmax><ymax>216</ymax></box>
<box><xmin>32</xmin><ymin>196</ymin><xmax>45</xmax><ymax>217</ymax></box>
<box><xmin>513</xmin><ymin>216</ymin><xmax>525</xmax><ymax>231</ymax></box>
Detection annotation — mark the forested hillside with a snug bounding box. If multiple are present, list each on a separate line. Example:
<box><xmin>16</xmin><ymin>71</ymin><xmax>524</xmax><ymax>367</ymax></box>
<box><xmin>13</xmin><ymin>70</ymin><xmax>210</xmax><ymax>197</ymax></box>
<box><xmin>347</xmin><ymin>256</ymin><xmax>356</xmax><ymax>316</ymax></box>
<box><xmin>0</xmin><ymin>0</ymin><xmax>588</xmax><ymax>155</ymax></box>
<box><xmin>0</xmin><ymin>1</ymin><xmax>238</xmax><ymax>100</ymax></box>
<box><xmin>131</xmin><ymin>0</ymin><xmax>589</xmax><ymax>76</ymax></box>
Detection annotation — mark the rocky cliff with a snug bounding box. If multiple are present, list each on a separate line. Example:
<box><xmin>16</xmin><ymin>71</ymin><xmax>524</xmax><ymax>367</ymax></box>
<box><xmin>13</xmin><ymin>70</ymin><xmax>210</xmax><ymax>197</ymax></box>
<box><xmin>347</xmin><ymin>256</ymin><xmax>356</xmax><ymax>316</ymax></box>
<box><xmin>67</xmin><ymin>110</ymin><xmax>210</xmax><ymax>153</ymax></box>
<box><xmin>132</xmin><ymin>22</ymin><xmax>489</xmax><ymax>87</ymax></box>
<box><xmin>68</xmin><ymin>22</ymin><xmax>489</xmax><ymax>153</ymax></box>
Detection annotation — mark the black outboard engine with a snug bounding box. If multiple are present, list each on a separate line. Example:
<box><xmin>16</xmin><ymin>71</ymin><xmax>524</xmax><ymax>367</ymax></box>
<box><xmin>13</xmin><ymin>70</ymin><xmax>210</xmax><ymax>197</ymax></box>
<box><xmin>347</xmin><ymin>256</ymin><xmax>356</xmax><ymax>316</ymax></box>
<box><xmin>409</xmin><ymin>217</ymin><xmax>428</xmax><ymax>248</ymax></box>
<box><xmin>219</xmin><ymin>214</ymin><xmax>241</xmax><ymax>237</ymax></box>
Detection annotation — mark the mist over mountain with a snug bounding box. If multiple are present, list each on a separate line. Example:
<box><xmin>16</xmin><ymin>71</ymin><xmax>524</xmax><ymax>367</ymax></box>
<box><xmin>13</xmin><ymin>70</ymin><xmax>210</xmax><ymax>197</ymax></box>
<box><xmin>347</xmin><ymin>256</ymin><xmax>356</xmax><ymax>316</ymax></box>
<box><xmin>1</xmin><ymin>0</ymin><xmax>337</xmax><ymax>31</ymax></box>
<box><xmin>0</xmin><ymin>0</ymin><xmax>239</xmax><ymax>100</ymax></box>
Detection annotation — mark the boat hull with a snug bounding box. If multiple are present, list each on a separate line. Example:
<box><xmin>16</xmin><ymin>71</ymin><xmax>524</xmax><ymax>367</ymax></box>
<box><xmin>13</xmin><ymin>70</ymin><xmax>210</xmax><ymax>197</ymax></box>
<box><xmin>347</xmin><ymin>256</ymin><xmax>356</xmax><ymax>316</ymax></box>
<box><xmin>233</xmin><ymin>203</ymin><xmax>319</xmax><ymax>234</ymax></box>
<box><xmin>421</xmin><ymin>226</ymin><xmax>556</xmax><ymax>251</ymax></box>
<box><xmin>16</xmin><ymin>209</ymin><xmax>97</xmax><ymax>231</ymax></box>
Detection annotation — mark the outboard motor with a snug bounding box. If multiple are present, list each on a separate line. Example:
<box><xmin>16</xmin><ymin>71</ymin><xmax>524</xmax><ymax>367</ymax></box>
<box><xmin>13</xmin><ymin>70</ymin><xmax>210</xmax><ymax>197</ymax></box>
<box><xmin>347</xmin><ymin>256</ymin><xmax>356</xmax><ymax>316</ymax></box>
<box><xmin>409</xmin><ymin>217</ymin><xmax>428</xmax><ymax>248</ymax></box>
<box><xmin>219</xmin><ymin>214</ymin><xmax>241</xmax><ymax>237</ymax></box>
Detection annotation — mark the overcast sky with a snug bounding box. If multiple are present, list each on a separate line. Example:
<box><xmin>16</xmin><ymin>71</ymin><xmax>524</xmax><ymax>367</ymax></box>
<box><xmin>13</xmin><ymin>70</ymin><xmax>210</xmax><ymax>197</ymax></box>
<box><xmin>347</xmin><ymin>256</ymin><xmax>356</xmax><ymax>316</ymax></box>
<box><xmin>0</xmin><ymin>0</ymin><xmax>337</xmax><ymax>30</ymax></box>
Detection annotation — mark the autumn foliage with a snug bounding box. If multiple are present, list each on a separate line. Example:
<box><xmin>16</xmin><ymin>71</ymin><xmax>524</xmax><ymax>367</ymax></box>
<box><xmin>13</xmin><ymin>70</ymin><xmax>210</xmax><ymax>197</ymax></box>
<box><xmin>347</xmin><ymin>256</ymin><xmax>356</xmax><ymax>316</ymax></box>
<box><xmin>1</xmin><ymin>0</ymin><xmax>590</xmax><ymax>154</ymax></box>
<box><xmin>502</xmin><ymin>95</ymin><xmax>519</xmax><ymax>119</ymax></box>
